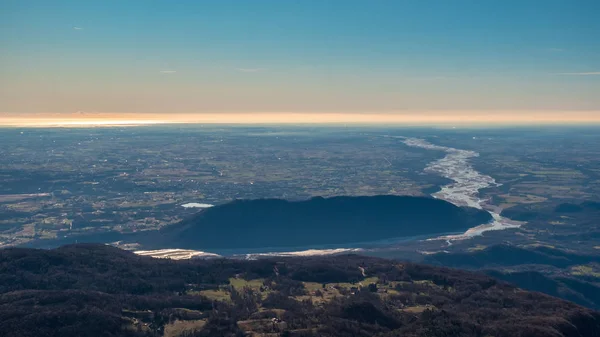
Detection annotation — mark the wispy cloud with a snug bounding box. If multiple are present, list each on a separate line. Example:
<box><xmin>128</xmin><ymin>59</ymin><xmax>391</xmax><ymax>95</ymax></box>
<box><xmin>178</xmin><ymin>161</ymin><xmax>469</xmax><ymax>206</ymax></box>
<box><xmin>557</xmin><ymin>72</ymin><xmax>600</xmax><ymax>76</ymax></box>
<box><xmin>159</xmin><ymin>70</ymin><xmax>177</xmax><ymax>74</ymax></box>
<box><xmin>237</xmin><ymin>68</ymin><xmax>264</xmax><ymax>73</ymax></box>
<box><xmin>73</xmin><ymin>26</ymin><xmax>83</xmax><ymax>30</ymax></box>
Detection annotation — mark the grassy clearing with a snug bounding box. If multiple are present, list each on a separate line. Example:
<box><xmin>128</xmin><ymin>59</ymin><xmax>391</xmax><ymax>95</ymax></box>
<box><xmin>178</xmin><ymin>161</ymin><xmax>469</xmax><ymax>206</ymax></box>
<box><xmin>401</xmin><ymin>305</ymin><xmax>436</xmax><ymax>314</ymax></box>
<box><xmin>200</xmin><ymin>276</ymin><xmax>388</xmax><ymax>306</ymax></box>
<box><xmin>193</xmin><ymin>278</ymin><xmax>270</xmax><ymax>302</ymax></box>
<box><xmin>229</xmin><ymin>277</ymin><xmax>265</xmax><ymax>290</ymax></box>
<box><xmin>299</xmin><ymin>282</ymin><xmax>342</xmax><ymax>304</ymax></box>
<box><xmin>303</xmin><ymin>282</ymin><xmax>325</xmax><ymax>292</ymax></box>
<box><xmin>195</xmin><ymin>289</ymin><xmax>231</xmax><ymax>302</ymax></box>
<box><xmin>329</xmin><ymin>276</ymin><xmax>380</xmax><ymax>290</ymax></box>
<box><xmin>414</xmin><ymin>280</ymin><xmax>435</xmax><ymax>286</ymax></box>
<box><xmin>570</xmin><ymin>265</ymin><xmax>600</xmax><ymax>278</ymax></box>
<box><xmin>237</xmin><ymin>318</ymin><xmax>284</xmax><ymax>334</ymax></box>
<box><xmin>299</xmin><ymin>277</ymin><xmax>380</xmax><ymax>304</ymax></box>
<box><xmin>362</xmin><ymin>277</ymin><xmax>379</xmax><ymax>285</ymax></box>
<box><xmin>163</xmin><ymin>319</ymin><xmax>207</xmax><ymax>337</ymax></box>
<box><xmin>229</xmin><ymin>277</ymin><xmax>273</xmax><ymax>300</ymax></box>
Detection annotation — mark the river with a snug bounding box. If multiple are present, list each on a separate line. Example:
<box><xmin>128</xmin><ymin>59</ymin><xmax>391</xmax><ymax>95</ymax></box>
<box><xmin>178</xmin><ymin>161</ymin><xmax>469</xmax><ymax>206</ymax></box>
<box><xmin>401</xmin><ymin>137</ymin><xmax>522</xmax><ymax>240</ymax></box>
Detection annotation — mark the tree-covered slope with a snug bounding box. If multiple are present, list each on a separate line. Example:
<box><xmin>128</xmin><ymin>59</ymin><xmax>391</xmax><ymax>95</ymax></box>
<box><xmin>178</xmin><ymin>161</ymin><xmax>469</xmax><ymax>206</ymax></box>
<box><xmin>142</xmin><ymin>195</ymin><xmax>492</xmax><ymax>250</ymax></box>
<box><xmin>1</xmin><ymin>244</ymin><xmax>599</xmax><ymax>337</ymax></box>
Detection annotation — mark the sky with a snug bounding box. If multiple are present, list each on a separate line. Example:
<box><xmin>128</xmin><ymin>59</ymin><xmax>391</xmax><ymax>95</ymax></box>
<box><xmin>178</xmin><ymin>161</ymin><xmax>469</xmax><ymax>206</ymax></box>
<box><xmin>1</xmin><ymin>0</ymin><xmax>600</xmax><ymax>125</ymax></box>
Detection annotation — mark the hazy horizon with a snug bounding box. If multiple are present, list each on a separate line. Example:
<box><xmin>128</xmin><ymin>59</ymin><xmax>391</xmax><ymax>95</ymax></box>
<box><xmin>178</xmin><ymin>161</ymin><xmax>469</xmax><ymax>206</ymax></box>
<box><xmin>2</xmin><ymin>110</ymin><xmax>600</xmax><ymax>127</ymax></box>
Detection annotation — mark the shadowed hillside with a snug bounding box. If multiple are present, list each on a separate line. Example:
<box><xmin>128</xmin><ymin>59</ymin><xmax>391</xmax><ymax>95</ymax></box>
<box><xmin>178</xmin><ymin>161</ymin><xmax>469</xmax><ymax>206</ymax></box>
<box><xmin>138</xmin><ymin>195</ymin><xmax>492</xmax><ymax>250</ymax></box>
<box><xmin>425</xmin><ymin>244</ymin><xmax>600</xmax><ymax>309</ymax></box>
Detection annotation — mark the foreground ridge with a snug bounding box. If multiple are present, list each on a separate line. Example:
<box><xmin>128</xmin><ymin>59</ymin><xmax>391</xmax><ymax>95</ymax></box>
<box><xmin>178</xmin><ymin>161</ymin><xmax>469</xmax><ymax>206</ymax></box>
<box><xmin>1</xmin><ymin>244</ymin><xmax>599</xmax><ymax>337</ymax></box>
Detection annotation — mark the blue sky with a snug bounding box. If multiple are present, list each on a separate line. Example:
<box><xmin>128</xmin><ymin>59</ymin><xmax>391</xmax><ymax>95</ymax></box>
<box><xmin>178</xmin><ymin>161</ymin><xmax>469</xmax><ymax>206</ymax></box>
<box><xmin>1</xmin><ymin>0</ymin><xmax>599</xmax><ymax>115</ymax></box>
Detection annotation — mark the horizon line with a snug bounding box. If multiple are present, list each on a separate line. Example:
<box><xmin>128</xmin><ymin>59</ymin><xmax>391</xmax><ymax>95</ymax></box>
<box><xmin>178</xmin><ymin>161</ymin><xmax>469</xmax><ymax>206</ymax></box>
<box><xmin>2</xmin><ymin>111</ymin><xmax>600</xmax><ymax>128</ymax></box>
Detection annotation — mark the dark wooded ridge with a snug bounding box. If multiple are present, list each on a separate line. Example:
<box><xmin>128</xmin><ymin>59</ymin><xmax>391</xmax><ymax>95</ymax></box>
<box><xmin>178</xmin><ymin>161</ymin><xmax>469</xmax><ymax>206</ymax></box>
<box><xmin>1</xmin><ymin>244</ymin><xmax>599</xmax><ymax>337</ymax></box>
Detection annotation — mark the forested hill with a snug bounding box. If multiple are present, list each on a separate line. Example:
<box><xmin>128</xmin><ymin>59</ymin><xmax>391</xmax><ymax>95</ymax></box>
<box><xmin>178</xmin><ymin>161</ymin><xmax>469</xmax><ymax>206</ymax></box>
<box><xmin>424</xmin><ymin>244</ymin><xmax>600</xmax><ymax>310</ymax></box>
<box><xmin>1</xmin><ymin>244</ymin><xmax>599</xmax><ymax>337</ymax></box>
<box><xmin>138</xmin><ymin>195</ymin><xmax>492</xmax><ymax>250</ymax></box>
